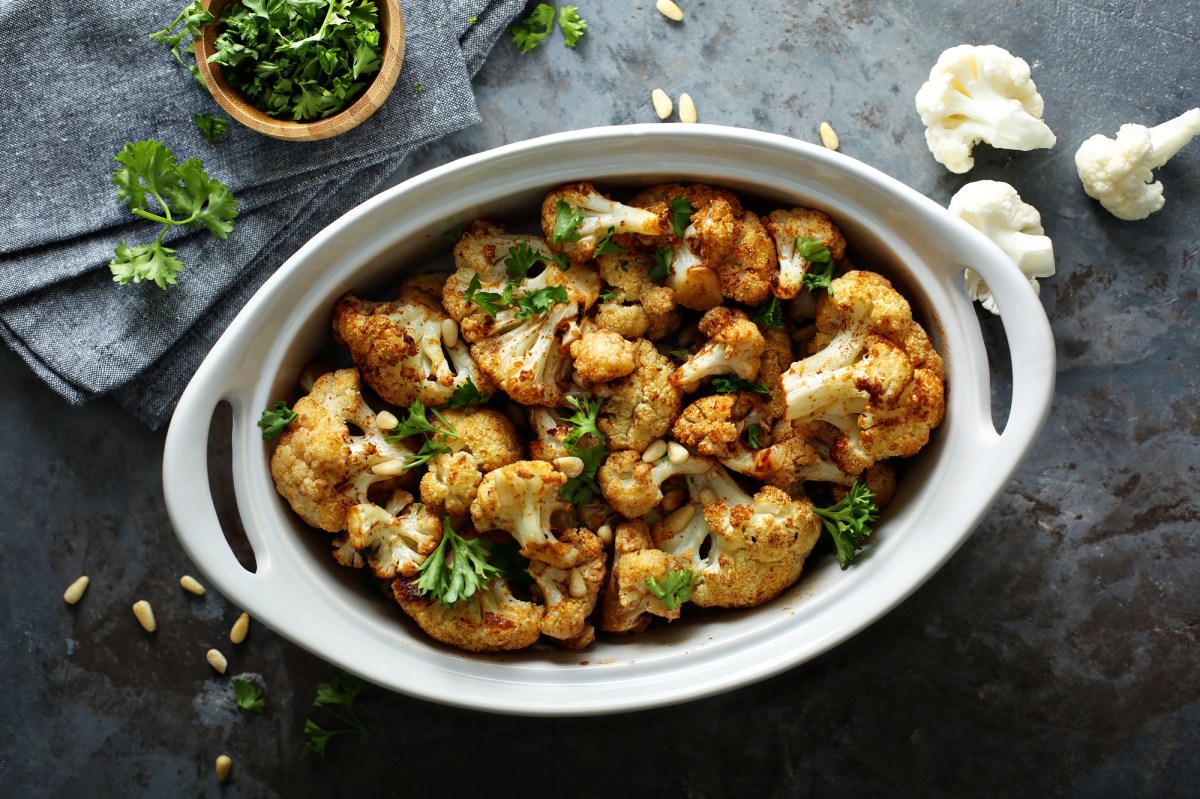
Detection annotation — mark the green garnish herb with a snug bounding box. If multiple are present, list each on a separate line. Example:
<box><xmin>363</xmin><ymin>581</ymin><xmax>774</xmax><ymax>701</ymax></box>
<box><xmin>796</xmin><ymin>235</ymin><xmax>835</xmax><ymax>293</ymax></box>
<box><xmin>487</xmin><ymin>539</ymin><xmax>532</xmax><ymax>588</ymax></box>
<box><xmin>301</xmin><ymin>673</ymin><xmax>368</xmax><ymax>759</ymax></box>
<box><xmin>752</xmin><ymin>296</ymin><xmax>785</xmax><ymax>328</ymax></box>
<box><xmin>558</xmin><ymin>5</ymin><xmax>588</xmax><ymax>47</ymax></box>
<box><xmin>670</xmin><ymin>348</ymin><xmax>691</xmax><ymax>360</ymax></box>
<box><xmin>514</xmin><ymin>285</ymin><xmax>570</xmax><ymax>319</ymax></box>
<box><xmin>711</xmin><ymin>376</ymin><xmax>771</xmax><ymax>395</ymax></box>
<box><xmin>551</xmin><ymin>200</ymin><xmax>583</xmax><ymax>243</ymax></box>
<box><xmin>443</xmin><ymin>224</ymin><xmax>464</xmax><ymax>244</ymax></box>
<box><xmin>559</xmin><ymin>443</ymin><xmax>606</xmax><ymax>505</ymax></box>
<box><xmin>447</xmin><ymin>378</ymin><xmax>490</xmax><ymax>409</ymax></box>
<box><xmin>645</xmin><ymin>569</ymin><xmax>696</xmax><ymax>610</ymax></box>
<box><xmin>598</xmin><ymin>289</ymin><xmax>620</xmax><ymax>303</ymax></box>
<box><xmin>814</xmin><ymin>481</ymin><xmax>880</xmax><ymax>569</ymax></box>
<box><xmin>149</xmin><ymin>1</ymin><xmax>213</xmax><ymax>79</ymax></box>
<box><xmin>463</xmin><ymin>273</ymin><xmax>511</xmax><ymax>318</ymax></box>
<box><xmin>648</xmin><ymin>246</ymin><xmax>674</xmax><ymax>282</ymax></box>
<box><xmin>109</xmin><ymin>140</ymin><xmax>239</xmax><ymax>289</ymax></box>
<box><xmin>511</xmin><ymin>2</ymin><xmax>556</xmax><ymax>52</ymax></box>
<box><xmin>562</xmin><ymin>395</ymin><xmax>606</xmax><ymax>448</ymax></box>
<box><xmin>545</xmin><ymin>251</ymin><xmax>572</xmax><ymax>271</ymax></box>
<box><xmin>745</xmin><ymin>423</ymin><xmax>764</xmax><ymax>450</ymax></box>
<box><xmin>193</xmin><ymin>113</ymin><xmax>231</xmax><ymax>144</ymax></box>
<box><xmin>383</xmin><ymin>402</ymin><xmax>458</xmax><ymax>471</ymax></box>
<box><xmin>594</xmin><ymin>226</ymin><xmax>626</xmax><ymax>255</ymax></box>
<box><xmin>558</xmin><ymin>395</ymin><xmax>608</xmax><ymax>505</ymax></box>
<box><xmin>258</xmin><ymin>401</ymin><xmax>297</xmax><ymax>441</ymax></box>
<box><xmin>504</xmin><ymin>242</ymin><xmax>541</xmax><ymax>279</ymax></box>
<box><xmin>232</xmin><ymin>679</ymin><xmax>266</xmax><ymax>714</ymax></box>
<box><xmin>415</xmin><ymin>518</ymin><xmax>503</xmax><ymax>605</ymax></box>
<box><xmin>670</xmin><ymin>195</ymin><xmax>694</xmax><ymax>239</ymax></box>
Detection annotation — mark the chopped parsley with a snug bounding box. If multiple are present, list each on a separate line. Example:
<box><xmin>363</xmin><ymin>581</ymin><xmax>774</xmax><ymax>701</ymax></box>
<box><xmin>814</xmin><ymin>481</ymin><xmax>880</xmax><ymax>569</ymax></box>
<box><xmin>551</xmin><ymin>200</ymin><xmax>584</xmax><ymax>243</ymax></box>
<box><xmin>796</xmin><ymin>235</ymin><xmax>835</xmax><ymax>292</ymax></box>
<box><xmin>193</xmin><ymin>113</ymin><xmax>230</xmax><ymax>144</ymax></box>
<box><xmin>752</xmin><ymin>296</ymin><xmax>785</xmax><ymax>328</ymax></box>
<box><xmin>645</xmin><ymin>569</ymin><xmax>696</xmax><ymax>610</ymax></box>
<box><xmin>648</xmin><ymin>246</ymin><xmax>674</xmax><ymax>282</ymax></box>
<box><xmin>711</xmin><ymin>376</ymin><xmax>771</xmax><ymax>395</ymax></box>
<box><xmin>670</xmin><ymin>195</ymin><xmax>694</xmax><ymax>239</ymax></box>
<box><xmin>258</xmin><ymin>401</ymin><xmax>297</xmax><ymax>441</ymax></box>
<box><xmin>446</xmin><ymin>378</ymin><xmax>490</xmax><ymax>409</ymax></box>
<box><xmin>745</xmin><ymin>423</ymin><xmax>764</xmax><ymax>450</ymax></box>
<box><xmin>232</xmin><ymin>679</ymin><xmax>265</xmax><ymax>714</ymax></box>
<box><xmin>415</xmin><ymin>518</ymin><xmax>502</xmax><ymax>605</ymax></box>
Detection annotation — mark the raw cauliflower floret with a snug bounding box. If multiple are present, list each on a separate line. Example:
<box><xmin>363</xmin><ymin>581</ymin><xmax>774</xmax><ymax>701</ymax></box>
<box><xmin>331</xmin><ymin>275</ymin><xmax>493</xmax><ymax>407</ymax></box>
<box><xmin>599</xmin><ymin>520</ymin><xmax>687</xmax><ymax>634</ymax></box>
<box><xmin>418</xmin><ymin>407</ymin><xmax>524</xmax><ymax>517</ymax></box>
<box><xmin>597</xmin><ymin>339</ymin><xmax>684</xmax><ymax>452</ymax></box>
<box><xmin>651</xmin><ymin>464</ymin><xmax>822</xmax><ymax>608</ymax></box>
<box><xmin>781</xmin><ymin>270</ymin><xmax>946</xmax><ymax>476</ymax></box>
<box><xmin>269</xmin><ymin>368</ymin><xmax>414</xmax><ymax>532</ymax></box>
<box><xmin>671</xmin><ymin>307</ymin><xmax>766</xmax><ymax>391</ymax></box>
<box><xmin>763</xmin><ymin>207</ymin><xmax>848</xmax><ymax>300</ymax></box>
<box><xmin>597</xmin><ymin>449</ymin><xmax>714</xmax><ymax>519</ymax></box>
<box><xmin>569</xmin><ymin>326</ymin><xmax>637</xmax><ymax>385</ymax></box>
<box><xmin>470</xmin><ymin>460</ymin><xmax>579</xmax><ymax>567</ymax></box>
<box><xmin>346</xmin><ymin>489</ymin><xmax>442</xmax><ymax>578</ymax></box>
<box><xmin>1074</xmin><ymin>107</ymin><xmax>1200</xmax><ymax>221</ymax></box>
<box><xmin>542</xmin><ymin>181</ymin><xmax>664</xmax><ymax>264</ymax></box>
<box><xmin>594</xmin><ymin>251</ymin><xmax>682</xmax><ymax>340</ymax></box>
<box><xmin>527</xmin><ymin>527</ymin><xmax>607</xmax><ymax>646</ymax></box>
<box><xmin>915</xmin><ymin>44</ymin><xmax>1057</xmax><ymax>173</ymax></box>
<box><xmin>392</xmin><ymin>574</ymin><xmax>544</xmax><ymax>653</ymax></box>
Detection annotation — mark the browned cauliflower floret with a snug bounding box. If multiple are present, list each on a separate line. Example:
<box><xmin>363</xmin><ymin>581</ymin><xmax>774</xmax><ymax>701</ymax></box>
<box><xmin>597</xmin><ymin>339</ymin><xmax>684</xmax><ymax>452</ymax></box>
<box><xmin>670</xmin><ymin>307</ymin><xmax>766</xmax><ymax>391</ymax></box>
<box><xmin>763</xmin><ymin>207</ymin><xmax>848</xmax><ymax>299</ymax></box>
<box><xmin>527</xmin><ymin>528</ymin><xmax>607</xmax><ymax>645</ymax></box>
<box><xmin>270</xmin><ymin>368</ymin><xmax>414</xmax><ymax>532</ymax></box>
<box><xmin>331</xmin><ymin>275</ymin><xmax>493</xmax><ymax>407</ymax></box>
<box><xmin>541</xmin><ymin>181</ymin><xmax>664</xmax><ymax>264</ymax></box>
<box><xmin>527</xmin><ymin>406</ymin><xmax>571</xmax><ymax>462</ymax></box>
<box><xmin>651</xmin><ymin>465</ymin><xmax>822</xmax><ymax>608</ymax></box>
<box><xmin>782</xmin><ymin>270</ymin><xmax>946</xmax><ymax>476</ymax></box>
<box><xmin>599</xmin><ymin>520</ymin><xmax>687</xmax><ymax>633</ymax></box>
<box><xmin>594</xmin><ymin>251</ymin><xmax>682</xmax><ymax>340</ymax></box>
<box><xmin>569</xmin><ymin>326</ymin><xmax>637</xmax><ymax>385</ymax></box>
<box><xmin>671</xmin><ymin>392</ymin><xmax>779</xmax><ymax>480</ymax></box>
<box><xmin>392</xmin><ymin>575</ymin><xmax>544</xmax><ymax>653</ymax></box>
<box><xmin>597</xmin><ymin>449</ymin><xmax>714</xmax><ymax>518</ymax></box>
<box><xmin>346</xmin><ymin>489</ymin><xmax>442</xmax><ymax>578</ymax></box>
<box><xmin>470</xmin><ymin>460</ymin><xmax>580</xmax><ymax>567</ymax></box>
<box><xmin>331</xmin><ymin>533</ymin><xmax>365</xmax><ymax>569</ymax></box>
<box><xmin>418</xmin><ymin>407</ymin><xmax>523</xmax><ymax>518</ymax></box>
<box><xmin>755</xmin><ymin>326</ymin><xmax>795</xmax><ymax>423</ymax></box>
<box><xmin>712</xmin><ymin>209</ymin><xmax>775</xmax><ymax>306</ymax></box>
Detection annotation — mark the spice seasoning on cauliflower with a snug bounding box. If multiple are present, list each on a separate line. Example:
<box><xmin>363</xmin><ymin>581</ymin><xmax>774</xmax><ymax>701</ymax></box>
<box><xmin>265</xmin><ymin>180</ymin><xmax>947</xmax><ymax>654</ymax></box>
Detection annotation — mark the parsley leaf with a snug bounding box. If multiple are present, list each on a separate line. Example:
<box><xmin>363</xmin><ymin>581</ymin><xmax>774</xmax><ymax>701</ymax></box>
<box><xmin>386</xmin><ymin>401</ymin><xmax>456</xmax><ymax>441</ymax></box>
<box><xmin>814</xmin><ymin>481</ymin><xmax>880</xmax><ymax>569</ymax></box>
<box><xmin>314</xmin><ymin>673</ymin><xmax>368</xmax><ymax>711</ymax></box>
<box><xmin>598</xmin><ymin>289</ymin><xmax>620</xmax><ymax>303</ymax></box>
<box><xmin>464</xmin><ymin>273</ymin><xmax>509</xmax><ymax>318</ymax></box>
<box><xmin>487</xmin><ymin>540</ymin><xmax>532</xmax><ymax>588</ymax></box>
<box><xmin>562</xmin><ymin>395</ymin><xmax>606</xmax><ymax>447</ymax></box>
<box><xmin>711</xmin><ymin>376</ymin><xmax>771</xmax><ymax>395</ymax></box>
<box><xmin>504</xmin><ymin>242</ymin><xmax>542</xmax><ymax>279</ymax></box>
<box><xmin>109</xmin><ymin>140</ymin><xmax>239</xmax><ymax>289</ymax></box>
<box><xmin>511</xmin><ymin>3</ymin><xmax>556</xmax><ymax>52</ymax></box>
<box><xmin>415</xmin><ymin>518</ymin><xmax>503</xmax><ymax>605</ymax></box>
<box><xmin>551</xmin><ymin>200</ymin><xmax>583</xmax><ymax>243</ymax></box>
<box><xmin>258</xmin><ymin>401</ymin><xmax>297</xmax><ymax>441</ymax></box>
<box><xmin>514</xmin><ymin>285</ymin><xmax>569</xmax><ymax>319</ymax></box>
<box><xmin>649</xmin><ymin>246</ymin><xmax>674</xmax><ymax>282</ymax></box>
<box><xmin>149</xmin><ymin>1</ymin><xmax>213</xmax><ymax>79</ymax></box>
<box><xmin>802</xmin><ymin>260</ymin><xmax>835</xmax><ymax>293</ymax></box>
<box><xmin>558</xmin><ymin>6</ymin><xmax>588</xmax><ymax>47</ymax></box>
<box><xmin>745</xmin><ymin>423</ymin><xmax>764</xmax><ymax>450</ymax></box>
<box><xmin>443</xmin><ymin>224</ymin><xmax>464</xmax><ymax>244</ymax></box>
<box><xmin>232</xmin><ymin>679</ymin><xmax>265</xmax><ymax>714</ymax></box>
<box><xmin>301</xmin><ymin>673</ymin><xmax>368</xmax><ymax>759</ymax></box>
<box><xmin>645</xmin><ymin>569</ymin><xmax>696</xmax><ymax>610</ymax></box>
<box><xmin>595</xmin><ymin>226</ymin><xmax>626</xmax><ymax>255</ymax></box>
<box><xmin>796</xmin><ymin>235</ymin><xmax>835</xmax><ymax>293</ymax></box>
<box><xmin>752</xmin><ymin>296</ymin><xmax>785</xmax><ymax>328</ymax></box>
<box><xmin>194</xmin><ymin>113</ymin><xmax>230</xmax><ymax>144</ymax></box>
<box><xmin>670</xmin><ymin>195</ymin><xmax>694</xmax><ymax>239</ymax></box>
<box><xmin>560</xmin><ymin>443</ymin><xmax>606</xmax><ymax>505</ymax></box>
<box><xmin>447</xmin><ymin>378</ymin><xmax>490</xmax><ymax>409</ymax></box>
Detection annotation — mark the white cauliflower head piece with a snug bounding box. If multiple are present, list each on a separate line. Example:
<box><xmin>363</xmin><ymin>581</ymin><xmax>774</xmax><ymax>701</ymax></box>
<box><xmin>915</xmin><ymin>44</ymin><xmax>1057</xmax><ymax>173</ymax></box>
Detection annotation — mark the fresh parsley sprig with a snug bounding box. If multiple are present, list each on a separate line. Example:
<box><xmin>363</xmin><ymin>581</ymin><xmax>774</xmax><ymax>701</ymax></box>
<box><xmin>232</xmin><ymin>679</ymin><xmax>266</xmax><ymax>714</ymax></box>
<box><xmin>514</xmin><ymin>285</ymin><xmax>570</xmax><ymax>319</ymax></box>
<box><xmin>194</xmin><ymin>113</ymin><xmax>230</xmax><ymax>144</ymax></box>
<box><xmin>447</xmin><ymin>378</ymin><xmax>490</xmax><ymax>409</ymax></box>
<box><xmin>648</xmin><ymin>246</ymin><xmax>674</xmax><ymax>282</ymax></box>
<box><xmin>558</xmin><ymin>5</ymin><xmax>587</xmax><ymax>47</ymax></box>
<box><xmin>415</xmin><ymin>518</ymin><xmax>502</xmax><ymax>605</ymax></box>
<box><xmin>752</xmin><ymin>296</ymin><xmax>785</xmax><ymax>328</ymax></box>
<box><xmin>796</xmin><ymin>235</ymin><xmax>835</xmax><ymax>293</ymax></box>
<box><xmin>551</xmin><ymin>200</ymin><xmax>584</xmax><ymax>243</ymax></box>
<box><xmin>301</xmin><ymin>673</ymin><xmax>369</xmax><ymax>759</ymax></box>
<box><xmin>258</xmin><ymin>401</ymin><xmax>298</xmax><ymax>441</ymax></box>
<box><xmin>711</xmin><ymin>376</ymin><xmax>771</xmax><ymax>395</ymax></box>
<box><xmin>511</xmin><ymin>3</ymin><xmax>588</xmax><ymax>52</ymax></box>
<box><xmin>670</xmin><ymin>195</ymin><xmax>694</xmax><ymax>239</ymax></box>
<box><xmin>559</xmin><ymin>395</ymin><xmax>608</xmax><ymax>505</ymax></box>
<box><xmin>645</xmin><ymin>569</ymin><xmax>696</xmax><ymax>610</ymax></box>
<box><xmin>814</xmin><ymin>481</ymin><xmax>880</xmax><ymax>569</ymax></box>
<box><xmin>149</xmin><ymin>1</ymin><xmax>212</xmax><ymax>79</ymax></box>
<box><xmin>384</xmin><ymin>401</ymin><xmax>458</xmax><ymax>471</ymax></box>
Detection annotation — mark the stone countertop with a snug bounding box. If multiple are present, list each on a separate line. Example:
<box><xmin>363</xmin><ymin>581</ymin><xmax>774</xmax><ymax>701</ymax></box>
<box><xmin>3</xmin><ymin>1</ymin><xmax>1197</xmax><ymax>796</ymax></box>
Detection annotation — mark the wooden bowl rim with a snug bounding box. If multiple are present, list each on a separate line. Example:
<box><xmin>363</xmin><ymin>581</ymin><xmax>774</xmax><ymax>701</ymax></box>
<box><xmin>194</xmin><ymin>0</ymin><xmax>405</xmax><ymax>142</ymax></box>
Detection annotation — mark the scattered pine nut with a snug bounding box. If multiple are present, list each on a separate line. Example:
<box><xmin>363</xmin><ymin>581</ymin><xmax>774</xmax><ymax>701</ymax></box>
<box><xmin>215</xmin><ymin>754</ymin><xmax>233</xmax><ymax>782</ymax></box>
<box><xmin>661</xmin><ymin>488</ymin><xmax>686</xmax><ymax>513</ymax></box>
<box><xmin>596</xmin><ymin>524</ymin><xmax>613</xmax><ymax>546</ymax></box>
<box><xmin>819</xmin><ymin>121</ymin><xmax>840</xmax><ymax>151</ymax></box>
<box><xmin>440</xmin><ymin>318</ymin><xmax>460</xmax><ymax>348</ymax></box>
<box><xmin>656</xmin><ymin>0</ymin><xmax>684</xmax><ymax>22</ymax></box>
<box><xmin>553</xmin><ymin>456</ymin><xmax>585</xmax><ymax>478</ymax></box>
<box><xmin>371</xmin><ymin>459</ymin><xmax>407</xmax><ymax>476</ymax></box>
<box><xmin>663</xmin><ymin>503</ymin><xmax>696</xmax><ymax>535</ymax></box>
<box><xmin>569</xmin><ymin>568</ymin><xmax>588</xmax><ymax>598</ymax></box>
<box><xmin>63</xmin><ymin>575</ymin><xmax>90</xmax><ymax>605</ymax></box>
<box><xmin>651</xmin><ymin>88</ymin><xmax>673</xmax><ymax>120</ymax></box>
<box><xmin>699</xmin><ymin>488</ymin><xmax>719</xmax><ymax>506</ymax></box>
<box><xmin>132</xmin><ymin>600</ymin><xmax>156</xmax><ymax>633</ymax></box>
<box><xmin>678</xmin><ymin>93</ymin><xmax>698</xmax><ymax>124</ymax></box>
<box><xmin>206</xmin><ymin>648</ymin><xmax>228</xmax><ymax>674</ymax></box>
<box><xmin>179</xmin><ymin>575</ymin><xmax>206</xmax><ymax>596</ymax></box>
<box><xmin>375</xmin><ymin>410</ymin><xmax>399</xmax><ymax>431</ymax></box>
<box><xmin>642</xmin><ymin>439</ymin><xmax>668</xmax><ymax>462</ymax></box>
<box><xmin>230</xmin><ymin>612</ymin><xmax>251</xmax><ymax>645</ymax></box>
<box><xmin>667</xmin><ymin>441</ymin><xmax>690</xmax><ymax>464</ymax></box>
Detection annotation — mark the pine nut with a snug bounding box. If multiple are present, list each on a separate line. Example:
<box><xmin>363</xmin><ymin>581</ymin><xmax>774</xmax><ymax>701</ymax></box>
<box><xmin>63</xmin><ymin>575</ymin><xmax>89</xmax><ymax>605</ymax></box>
<box><xmin>215</xmin><ymin>754</ymin><xmax>233</xmax><ymax>782</ymax></box>
<box><xmin>553</xmin><ymin>456</ymin><xmax>585</xmax><ymax>478</ymax></box>
<box><xmin>371</xmin><ymin>459</ymin><xmax>407</xmax><ymax>476</ymax></box>
<box><xmin>206</xmin><ymin>648</ymin><xmax>228</xmax><ymax>674</ymax></box>
<box><xmin>132</xmin><ymin>600</ymin><xmax>156</xmax><ymax>633</ymax></box>
<box><xmin>179</xmin><ymin>575</ymin><xmax>206</xmax><ymax>596</ymax></box>
<box><xmin>678</xmin><ymin>93</ymin><xmax>697</xmax><ymax>124</ymax></box>
<box><xmin>820</xmin><ymin>121</ymin><xmax>840</xmax><ymax>151</ymax></box>
<box><xmin>698</xmin><ymin>488</ymin><xmax>718</xmax><ymax>506</ymax></box>
<box><xmin>569</xmin><ymin>569</ymin><xmax>588</xmax><ymax>598</ymax></box>
<box><xmin>656</xmin><ymin>0</ymin><xmax>684</xmax><ymax>22</ymax></box>
<box><xmin>230</xmin><ymin>612</ymin><xmax>250</xmax><ymax>645</ymax></box>
<box><xmin>661</xmin><ymin>488</ymin><xmax>686</xmax><ymax>513</ymax></box>
<box><xmin>642</xmin><ymin>439</ymin><xmax>668</xmax><ymax>462</ymax></box>
<box><xmin>663</xmin><ymin>503</ymin><xmax>696</xmax><ymax>535</ymax></box>
<box><xmin>667</xmin><ymin>441</ymin><xmax>690</xmax><ymax>464</ymax></box>
<box><xmin>375</xmin><ymin>410</ymin><xmax>399</xmax><ymax>430</ymax></box>
<box><xmin>596</xmin><ymin>524</ymin><xmax>613</xmax><ymax>546</ymax></box>
<box><xmin>441</xmin><ymin>318</ymin><xmax>459</xmax><ymax>348</ymax></box>
<box><xmin>651</xmin><ymin>88</ymin><xmax>673</xmax><ymax>120</ymax></box>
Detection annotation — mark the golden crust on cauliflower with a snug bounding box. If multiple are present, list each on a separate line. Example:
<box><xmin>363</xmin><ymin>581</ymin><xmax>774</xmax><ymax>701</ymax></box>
<box><xmin>418</xmin><ymin>407</ymin><xmax>524</xmax><ymax>517</ymax></box>
<box><xmin>392</xmin><ymin>575</ymin><xmax>544</xmax><ymax>653</ymax></box>
<box><xmin>599</xmin><ymin>520</ymin><xmax>686</xmax><ymax>633</ymax></box>
<box><xmin>597</xmin><ymin>339</ymin><xmax>683</xmax><ymax>452</ymax></box>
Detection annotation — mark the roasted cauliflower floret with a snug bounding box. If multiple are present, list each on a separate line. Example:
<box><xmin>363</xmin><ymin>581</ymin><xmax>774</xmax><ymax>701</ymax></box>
<box><xmin>597</xmin><ymin>449</ymin><xmax>714</xmax><ymax>518</ymax></box>
<box><xmin>346</xmin><ymin>490</ymin><xmax>442</xmax><ymax>578</ymax></box>
<box><xmin>542</xmin><ymin>181</ymin><xmax>664</xmax><ymax>263</ymax></box>
<box><xmin>671</xmin><ymin>307</ymin><xmax>766</xmax><ymax>391</ymax></box>
<box><xmin>594</xmin><ymin>251</ymin><xmax>682</xmax><ymax>341</ymax></box>
<box><xmin>392</xmin><ymin>575</ymin><xmax>544</xmax><ymax>653</ymax></box>
<box><xmin>418</xmin><ymin>407</ymin><xmax>524</xmax><ymax>517</ymax></box>
<box><xmin>270</xmin><ymin>368</ymin><xmax>414</xmax><ymax>532</ymax></box>
<box><xmin>569</xmin><ymin>326</ymin><xmax>637</xmax><ymax>385</ymax></box>
<box><xmin>527</xmin><ymin>528</ymin><xmax>607</xmax><ymax>645</ymax></box>
<box><xmin>781</xmin><ymin>270</ymin><xmax>945</xmax><ymax>476</ymax></box>
<box><xmin>599</xmin><ymin>520</ymin><xmax>687</xmax><ymax>633</ymax></box>
<box><xmin>651</xmin><ymin>465</ymin><xmax>822</xmax><ymax>608</ymax></box>
<box><xmin>597</xmin><ymin>339</ymin><xmax>684</xmax><ymax>452</ymax></box>
<box><xmin>471</xmin><ymin>460</ymin><xmax>579</xmax><ymax>567</ymax></box>
<box><xmin>712</xmin><ymin>209</ymin><xmax>775</xmax><ymax>306</ymax></box>
<box><xmin>762</xmin><ymin>207</ymin><xmax>848</xmax><ymax>300</ymax></box>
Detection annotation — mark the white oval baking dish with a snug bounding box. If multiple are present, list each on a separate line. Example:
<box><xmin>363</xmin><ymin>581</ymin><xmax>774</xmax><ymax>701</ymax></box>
<box><xmin>163</xmin><ymin>124</ymin><xmax>1055</xmax><ymax>716</ymax></box>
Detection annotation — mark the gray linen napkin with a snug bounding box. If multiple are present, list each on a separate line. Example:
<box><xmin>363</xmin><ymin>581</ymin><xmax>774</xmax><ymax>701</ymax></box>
<box><xmin>0</xmin><ymin>0</ymin><xmax>527</xmax><ymax>427</ymax></box>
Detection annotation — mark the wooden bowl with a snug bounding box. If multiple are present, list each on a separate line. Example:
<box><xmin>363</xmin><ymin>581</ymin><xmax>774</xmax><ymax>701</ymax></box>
<box><xmin>194</xmin><ymin>0</ymin><xmax>405</xmax><ymax>141</ymax></box>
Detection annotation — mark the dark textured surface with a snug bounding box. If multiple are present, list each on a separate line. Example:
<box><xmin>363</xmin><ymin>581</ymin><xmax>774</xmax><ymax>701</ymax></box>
<box><xmin>3</xmin><ymin>1</ymin><xmax>1198</xmax><ymax>796</ymax></box>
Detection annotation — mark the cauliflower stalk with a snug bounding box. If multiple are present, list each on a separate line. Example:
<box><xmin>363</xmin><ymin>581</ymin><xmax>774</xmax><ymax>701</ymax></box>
<box><xmin>1074</xmin><ymin>107</ymin><xmax>1200</xmax><ymax>221</ymax></box>
<box><xmin>915</xmin><ymin>44</ymin><xmax>1056</xmax><ymax>174</ymax></box>
<box><xmin>470</xmin><ymin>460</ymin><xmax>579</xmax><ymax>567</ymax></box>
<box><xmin>671</xmin><ymin>307</ymin><xmax>766</xmax><ymax>392</ymax></box>
<box><xmin>947</xmin><ymin>180</ymin><xmax>1056</xmax><ymax>314</ymax></box>
<box><xmin>542</xmin><ymin>181</ymin><xmax>663</xmax><ymax>264</ymax></box>
<box><xmin>346</xmin><ymin>490</ymin><xmax>442</xmax><ymax>578</ymax></box>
